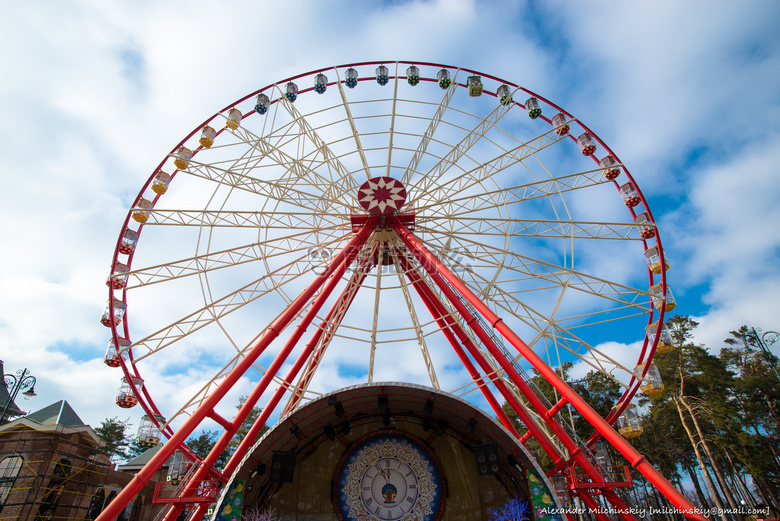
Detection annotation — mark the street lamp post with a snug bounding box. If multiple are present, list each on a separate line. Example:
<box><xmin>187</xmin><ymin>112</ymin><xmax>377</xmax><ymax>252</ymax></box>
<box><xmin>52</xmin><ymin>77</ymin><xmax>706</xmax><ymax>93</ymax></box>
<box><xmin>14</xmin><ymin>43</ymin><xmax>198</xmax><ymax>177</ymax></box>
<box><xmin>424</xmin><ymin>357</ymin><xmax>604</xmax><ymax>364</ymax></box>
<box><xmin>742</xmin><ymin>327</ymin><xmax>780</xmax><ymax>383</ymax></box>
<box><xmin>1</xmin><ymin>363</ymin><xmax>37</xmax><ymax>423</ymax></box>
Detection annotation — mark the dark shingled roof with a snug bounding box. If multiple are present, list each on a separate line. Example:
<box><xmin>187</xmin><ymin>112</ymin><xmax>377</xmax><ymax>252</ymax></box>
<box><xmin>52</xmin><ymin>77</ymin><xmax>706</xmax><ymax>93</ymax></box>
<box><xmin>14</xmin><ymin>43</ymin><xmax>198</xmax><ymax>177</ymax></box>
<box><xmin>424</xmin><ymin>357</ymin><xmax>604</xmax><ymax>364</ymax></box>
<box><xmin>25</xmin><ymin>400</ymin><xmax>86</xmax><ymax>428</ymax></box>
<box><xmin>118</xmin><ymin>442</ymin><xmax>165</xmax><ymax>470</ymax></box>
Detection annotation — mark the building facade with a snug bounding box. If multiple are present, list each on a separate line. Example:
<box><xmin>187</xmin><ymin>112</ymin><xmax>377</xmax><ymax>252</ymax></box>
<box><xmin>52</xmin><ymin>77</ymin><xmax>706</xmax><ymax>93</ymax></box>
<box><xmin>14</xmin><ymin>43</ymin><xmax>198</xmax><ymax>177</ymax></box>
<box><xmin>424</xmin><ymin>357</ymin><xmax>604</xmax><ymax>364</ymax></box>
<box><xmin>0</xmin><ymin>400</ymin><xmax>172</xmax><ymax>521</ymax></box>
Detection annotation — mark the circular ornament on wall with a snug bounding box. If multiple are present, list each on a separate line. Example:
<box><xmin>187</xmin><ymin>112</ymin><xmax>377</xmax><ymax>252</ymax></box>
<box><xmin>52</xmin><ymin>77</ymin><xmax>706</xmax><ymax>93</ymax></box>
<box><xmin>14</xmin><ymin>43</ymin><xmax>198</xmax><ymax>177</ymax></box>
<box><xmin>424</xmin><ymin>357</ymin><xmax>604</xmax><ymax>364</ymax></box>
<box><xmin>335</xmin><ymin>433</ymin><xmax>444</xmax><ymax>521</ymax></box>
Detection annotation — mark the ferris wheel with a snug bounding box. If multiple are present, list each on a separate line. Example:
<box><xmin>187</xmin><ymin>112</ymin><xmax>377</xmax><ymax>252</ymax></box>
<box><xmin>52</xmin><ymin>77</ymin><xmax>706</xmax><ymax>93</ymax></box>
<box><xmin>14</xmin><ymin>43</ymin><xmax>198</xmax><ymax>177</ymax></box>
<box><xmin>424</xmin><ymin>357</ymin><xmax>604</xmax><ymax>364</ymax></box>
<box><xmin>98</xmin><ymin>62</ymin><xmax>696</xmax><ymax>521</ymax></box>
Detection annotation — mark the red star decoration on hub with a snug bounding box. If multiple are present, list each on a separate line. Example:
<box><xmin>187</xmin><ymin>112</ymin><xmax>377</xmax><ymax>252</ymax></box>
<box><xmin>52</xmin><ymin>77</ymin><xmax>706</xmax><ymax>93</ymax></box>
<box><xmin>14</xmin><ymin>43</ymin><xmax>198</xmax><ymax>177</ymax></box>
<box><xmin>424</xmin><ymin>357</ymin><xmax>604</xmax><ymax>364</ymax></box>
<box><xmin>358</xmin><ymin>177</ymin><xmax>407</xmax><ymax>215</ymax></box>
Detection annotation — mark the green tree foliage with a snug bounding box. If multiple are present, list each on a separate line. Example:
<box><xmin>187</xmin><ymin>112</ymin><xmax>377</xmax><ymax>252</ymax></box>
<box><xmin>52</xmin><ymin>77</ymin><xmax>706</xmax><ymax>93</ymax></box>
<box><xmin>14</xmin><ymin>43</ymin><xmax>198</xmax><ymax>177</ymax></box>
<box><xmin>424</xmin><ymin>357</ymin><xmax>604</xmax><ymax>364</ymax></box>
<box><xmin>94</xmin><ymin>417</ymin><xmax>153</xmax><ymax>462</ymax></box>
<box><xmin>184</xmin><ymin>396</ymin><xmax>268</xmax><ymax>470</ymax></box>
<box><xmin>498</xmin><ymin>316</ymin><xmax>780</xmax><ymax>513</ymax></box>
<box><xmin>637</xmin><ymin>316</ymin><xmax>780</xmax><ymax>514</ymax></box>
<box><xmin>187</xmin><ymin>429</ymin><xmax>219</xmax><ymax>460</ymax></box>
<box><xmin>722</xmin><ymin>326</ymin><xmax>780</xmax><ymax>432</ymax></box>
<box><xmin>186</xmin><ymin>429</ymin><xmax>231</xmax><ymax>470</ymax></box>
<box><xmin>500</xmin><ymin>363</ymin><xmax>623</xmax><ymax>467</ymax></box>
<box><xmin>570</xmin><ymin>369</ymin><xmax>622</xmax><ymax>440</ymax></box>
<box><xmin>628</xmin><ymin>400</ymin><xmax>689</xmax><ymax>480</ymax></box>
<box><xmin>126</xmin><ymin>437</ymin><xmax>148</xmax><ymax>460</ymax></box>
<box><xmin>94</xmin><ymin>417</ymin><xmax>134</xmax><ymax>461</ymax></box>
<box><xmin>227</xmin><ymin>395</ymin><xmax>268</xmax><ymax>457</ymax></box>
<box><xmin>720</xmin><ymin>326</ymin><xmax>780</xmax><ymax>504</ymax></box>
<box><xmin>501</xmin><ymin>362</ymin><xmax>574</xmax><ymax>468</ymax></box>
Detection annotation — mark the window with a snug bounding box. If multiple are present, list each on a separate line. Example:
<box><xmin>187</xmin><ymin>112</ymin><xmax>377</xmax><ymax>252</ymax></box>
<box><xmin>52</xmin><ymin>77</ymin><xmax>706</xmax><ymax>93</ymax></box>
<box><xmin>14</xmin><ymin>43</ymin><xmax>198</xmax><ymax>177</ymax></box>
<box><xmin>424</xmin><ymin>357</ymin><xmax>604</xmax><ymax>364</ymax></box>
<box><xmin>104</xmin><ymin>490</ymin><xmax>117</xmax><ymax>510</ymax></box>
<box><xmin>34</xmin><ymin>458</ymin><xmax>71</xmax><ymax>521</ymax></box>
<box><xmin>85</xmin><ymin>488</ymin><xmax>106</xmax><ymax>520</ymax></box>
<box><xmin>117</xmin><ymin>498</ymin><xmax>132</xmax><ymax>521</ymax></box>
<box><xmin>128</xmin><ymin>495</ymin><xmax>143</xmax><ymax>521</ymax></box>
<box><xmin>0</xmin><ymin>456</ymin><xmax>24</xmax><ymax>514</ymax></box>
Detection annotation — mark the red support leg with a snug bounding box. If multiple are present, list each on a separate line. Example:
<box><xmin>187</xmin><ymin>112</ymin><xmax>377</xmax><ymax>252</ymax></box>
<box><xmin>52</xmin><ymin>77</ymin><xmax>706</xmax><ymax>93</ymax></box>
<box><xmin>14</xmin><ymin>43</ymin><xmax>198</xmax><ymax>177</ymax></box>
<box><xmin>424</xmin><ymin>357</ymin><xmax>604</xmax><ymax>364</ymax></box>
<box><xmin>283</xmin><ymin>255</ymin><xmax>375</xmax><ymax>416</ymax></box>
<box><xmin>162</xmin><ymin>225</ymin><xmax>374</xmax><ymax>521</ymax></box>
<box><xmin>398</xmin><ymin>248</ymin><xmax>630</xmax><ymax>519</ymax></box>
<box><xmin>221</xmin><ymin>252</ymin><xmax>374</xmax><ymax>477</ymax></box>
<box><xmin>396</xmin><ymin>228</ymin><xmax>638</xmax><ymax>519</ymax></box>
<box><xmin>393</xmin><ymin>223</ymin><xmax>706</xmax><ymax>521</ymax></box>
<box><xmin>396</xmin><ymin>251</ymin><xmax>567</xmax><ymax>466</ymax></box>
<box><xmin>577</xmin><ymin>490</ymin><xmax>613</xmax><ymax>521</ymax></box>
<box><xmin>94</xmin><ymin>223</ymin><xmax>374</xmax><ymax>521</ymax></box>
<box><xmin>396</xmin><ymin>251</ymin><xmax>522</xmax><ymax>439</ymax></box>
<box><xmin>183</xmin><ymin>255</ymin><xmax>377</xmax><ymax>521</ymax></box>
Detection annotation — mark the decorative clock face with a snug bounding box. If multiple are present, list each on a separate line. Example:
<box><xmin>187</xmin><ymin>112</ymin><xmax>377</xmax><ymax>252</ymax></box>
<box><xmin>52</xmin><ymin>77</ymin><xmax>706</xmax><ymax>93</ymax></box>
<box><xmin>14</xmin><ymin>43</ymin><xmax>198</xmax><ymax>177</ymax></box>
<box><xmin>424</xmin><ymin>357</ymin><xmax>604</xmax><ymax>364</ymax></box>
<box><xmin>360</xmin><ymin>458</ymin><xmax>418</xmax><ymax>519</ymax></box>
<box><xmin>335</xmin><ymin>434</ymin><xmax>444</xmax><ymax>521</ymax></box>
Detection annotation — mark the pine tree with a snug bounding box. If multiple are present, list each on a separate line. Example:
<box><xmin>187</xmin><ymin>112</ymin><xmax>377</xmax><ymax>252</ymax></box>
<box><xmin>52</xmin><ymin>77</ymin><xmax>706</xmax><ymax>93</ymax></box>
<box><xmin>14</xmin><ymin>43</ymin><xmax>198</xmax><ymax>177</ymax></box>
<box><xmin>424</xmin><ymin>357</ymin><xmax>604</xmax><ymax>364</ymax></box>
<box><xmin>226</xmin><ymin>396</ymin><xmax>268</xmax><ymax>458</ymax></box>
<box><xmin>94</xmin><ymin>417</ymin><xmax>134</xmax><ymax>462</ymax></box>
<box><xmin>186</xmin><ymin>430</ymin><xmax>230</xmax><ymax>470</ymax></box>
<box><xmin>570</xmin><ymin>369</ymin><xmax>622</xmax><ymax>440</ymax></box>
<box><xmin>182</xmin><ymin>397</ymin><xmax>268</xmax><ymax>470</ymax></box>
<box><xmin>721</xmin><ymin>326</ymin><xmax>780</xmax><ymax>511</ymax></box>
<box><xmin>656</xmin><ymin>316</ymin><xmax>751</xmax><ymax>520</ymax></box>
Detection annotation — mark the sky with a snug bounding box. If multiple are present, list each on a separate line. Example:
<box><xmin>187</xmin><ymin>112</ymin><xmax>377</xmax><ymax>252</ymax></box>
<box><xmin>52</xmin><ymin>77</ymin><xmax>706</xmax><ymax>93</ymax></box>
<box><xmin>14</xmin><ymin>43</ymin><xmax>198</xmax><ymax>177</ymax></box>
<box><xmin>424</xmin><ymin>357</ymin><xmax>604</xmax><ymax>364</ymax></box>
<box><xmin>1</xmin><ymin>0</ymin><xmax>779</xmax><ymax>444</ymax></box>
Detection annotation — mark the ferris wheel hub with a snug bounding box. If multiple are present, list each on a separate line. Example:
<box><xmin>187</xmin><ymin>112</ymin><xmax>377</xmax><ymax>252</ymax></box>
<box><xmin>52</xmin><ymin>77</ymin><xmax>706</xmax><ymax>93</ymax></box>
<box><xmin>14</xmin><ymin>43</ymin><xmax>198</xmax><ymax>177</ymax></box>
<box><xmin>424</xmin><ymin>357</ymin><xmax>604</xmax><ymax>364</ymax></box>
<box><xmin>358</xmin><ymin>176</ymin><xmax>407</xmax><ymax>215</ymax></box>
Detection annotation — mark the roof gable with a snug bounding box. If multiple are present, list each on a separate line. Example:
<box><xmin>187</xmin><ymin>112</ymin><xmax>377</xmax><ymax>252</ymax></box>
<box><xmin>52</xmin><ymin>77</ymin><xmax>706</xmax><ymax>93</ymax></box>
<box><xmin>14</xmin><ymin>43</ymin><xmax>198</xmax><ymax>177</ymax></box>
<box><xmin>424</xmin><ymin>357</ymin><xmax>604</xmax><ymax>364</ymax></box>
<box><xmin>25</xmin><ymin>400</ymin><xmax>86</xmax><ymax>428</ymax></box>
<box><xmin>118</xmin><ymin>443</ymin><xmax>165</xmax><ymax>470</ymax></box>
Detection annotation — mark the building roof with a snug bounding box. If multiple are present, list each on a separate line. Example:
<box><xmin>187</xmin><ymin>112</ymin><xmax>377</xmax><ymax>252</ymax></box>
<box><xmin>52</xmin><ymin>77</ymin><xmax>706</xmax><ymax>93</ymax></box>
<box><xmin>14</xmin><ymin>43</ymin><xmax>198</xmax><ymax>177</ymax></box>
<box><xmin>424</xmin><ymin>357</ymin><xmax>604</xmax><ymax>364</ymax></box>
<box><xmin>118</xmin><ymin>442</ymin><xmax>165</xmax><ymax>471</ymax></box>
<box><xmin>0</xmin><ymin>399</ymin><xmax>102</xmax><ymax>449</ymax></box>
<box><xmin>25</xmin><ymin>400</ymin><xmax>87</xmax><ymax>428</ymax></box>
<box><xmin>217</xmin><ymin>382</ymin><xmax>566</xmax><ymax>516</ymax></box>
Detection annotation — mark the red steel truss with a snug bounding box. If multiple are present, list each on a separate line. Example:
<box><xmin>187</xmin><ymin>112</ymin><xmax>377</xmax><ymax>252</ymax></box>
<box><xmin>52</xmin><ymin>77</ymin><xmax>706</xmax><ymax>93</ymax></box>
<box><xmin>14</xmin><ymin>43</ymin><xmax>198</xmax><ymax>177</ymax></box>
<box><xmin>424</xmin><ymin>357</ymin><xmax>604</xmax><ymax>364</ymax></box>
<box><xmin>95</xmin><ymin>216</ymin><xmax>704</xmax><ymax>521</ymax></box>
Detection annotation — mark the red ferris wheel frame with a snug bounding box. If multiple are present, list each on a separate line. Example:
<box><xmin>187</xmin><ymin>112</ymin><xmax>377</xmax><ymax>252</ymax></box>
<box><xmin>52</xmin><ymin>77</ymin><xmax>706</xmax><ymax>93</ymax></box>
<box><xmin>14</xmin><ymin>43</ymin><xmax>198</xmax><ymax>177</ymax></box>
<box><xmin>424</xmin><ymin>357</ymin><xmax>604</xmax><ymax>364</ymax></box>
<box><xmin>99</xmin><ymin>61</ymin><xmax>686</xmax><ymax>521</ymax></box>
<box><xmin>99</xmin><ymin>214</ymin><xmax>695</xmax><ymax>521</ymax></box>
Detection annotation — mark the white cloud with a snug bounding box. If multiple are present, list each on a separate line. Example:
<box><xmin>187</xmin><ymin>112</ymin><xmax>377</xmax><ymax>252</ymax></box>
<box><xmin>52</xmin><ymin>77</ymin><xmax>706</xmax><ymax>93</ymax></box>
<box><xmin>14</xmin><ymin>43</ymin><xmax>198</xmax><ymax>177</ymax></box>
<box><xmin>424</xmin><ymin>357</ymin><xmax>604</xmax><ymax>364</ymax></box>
<box><xmin>667</xmin><ymin>132</ymin><xmax>780</xmax><ymax>350</ymax></box>
<box><xmin>0</xmin><ymin>0</ymin><xmax>778</xmax><ymax>464</ymax></box>
<box><xmin>568</xmin><ymin>340</ymin><xmax>645</xmax><ymax>384</ymax></box>
<box><xmin>547</xmin><ymin>2</ymin><xmax>780</xmax><ymax>192</ymax></box>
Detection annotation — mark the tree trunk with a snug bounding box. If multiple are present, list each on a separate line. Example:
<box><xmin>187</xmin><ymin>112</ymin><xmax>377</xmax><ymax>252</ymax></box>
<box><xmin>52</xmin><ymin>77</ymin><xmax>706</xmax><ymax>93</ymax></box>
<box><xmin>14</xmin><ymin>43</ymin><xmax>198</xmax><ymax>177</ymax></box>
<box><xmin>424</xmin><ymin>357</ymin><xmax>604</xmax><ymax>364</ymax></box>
<box><xmin>755</xmin><ymin>475</ymin><xmax>780</xmax><ymax>515</ymax></box>
<box><xmin>650</xmin><ymin>484</ymin><xmax>673</xmax><ymax>521</ymax></box>
<box><xmin>740</xmin><ymin>424</ymin><xmax>780</xmax><ymax>509</ymax></box>
<box><xmin>674</xmin><ymin>396</ymin><xmax>729</xmax><ymax>521</ymax></box>
<box><xmin>763</xmin><ymin>390</ymin><xmax>780</xmax><ymax>430</ymax></box>
<box><xmin>678</xmin><ymin>395</ymin><xmax>744</xmax><ymax>521</ymax></box>
<box><xmin>641</xmin><ymin>478</ymin><xmax>653</xmax><ymax>513</ymax></box>
<box><xmin>731</xmin><ymin>393</ymin><xmax>780</xmax><ymax>492</ymax></box>
<box><xmin>760</xmin><ymin>436</ymin><xmax>780</xmax><ymax>478</ymax></box>
<box><xmin>673</xmin><ymin>477</ymin><xmax>688</xmax><ymax>521</ymax></box>
<box><xmin>722</xmin><ymin>449</ymin><xmax>755</xmax><ymax>509</ymax></box>
<box><xmin>684</xmin><ymin>461</ymin><xmax>711</xmax><ymax>510</ymax></box>
<box><xmin>752</xmin><ymin>479</ymin><xmax>772</xmax><ymax>513</ymax></box>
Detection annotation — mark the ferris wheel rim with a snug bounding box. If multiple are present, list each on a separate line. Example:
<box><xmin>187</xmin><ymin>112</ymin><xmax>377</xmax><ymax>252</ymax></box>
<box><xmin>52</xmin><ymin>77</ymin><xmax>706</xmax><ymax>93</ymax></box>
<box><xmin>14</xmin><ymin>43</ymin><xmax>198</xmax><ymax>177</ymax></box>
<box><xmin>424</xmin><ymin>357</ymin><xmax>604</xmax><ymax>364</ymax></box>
<box><xmin>104</xmin><ymin>60</ymin><xmax>670</xmax><ymax>449</ymax></box>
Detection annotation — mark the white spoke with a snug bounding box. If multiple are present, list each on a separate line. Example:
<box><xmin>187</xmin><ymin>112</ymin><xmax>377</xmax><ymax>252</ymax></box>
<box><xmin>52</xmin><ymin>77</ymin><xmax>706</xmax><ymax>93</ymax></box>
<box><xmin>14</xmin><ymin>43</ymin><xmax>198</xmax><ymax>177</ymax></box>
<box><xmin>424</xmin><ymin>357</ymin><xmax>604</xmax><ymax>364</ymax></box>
<box><xmin>400</xmin><ymin>79</ymin><xmax>458</xmax><ymax>185</ymax></box>
<box><xmin>406</xmin><ymin>100</ymin><xmax>515</xmax><ymax>200</ymax></box>
<box><xmin>122</xmin><ymin>229</ymin><xmax>324</xmax><ymax>288</ymax></box>
<box><xmin>279</xmin><ymin>97</ymin><xmax>359</xmax><ymax>204</ymax></box>
<box><xmin>107</xmin><ymin>63</ymin><xmax>665</xmax><ymax>465</ymax></box>
<box><xmin>367</xmin><ymin>242</ymin><xmax>382</xmax><ymax>384</ymax></box>
<box><xmin>139</xmin><ymin>209</ymin><xmax>346</xmax><ymax>229</ymax></box>
<box><xmin>422</xmin><ymin>231</ymin><xmax>651</xmax><ymax>304</ymax></box>
<box><xmin>391</xmin><ymin>244</ymin><xmax>440</xmax><ymax>389</ymax></box>
<box><xmin>335</xmin><ymin>69</ymin><xmax>372</xmax><ymax>181</ymax></box>
<box><xmin>417</xmin><ymin>217</ymin><xmax>640</xmax><ymax>241</ymax></box>
<box><xmin>411</xmin><ymin>127</ymin><xmax>566</xmax><ymax>212</ymax></box>
<box><xmin>418</xmin><ymin>167</ymin><xmax>609</xmax><ymax>219</ymax></box>
<box><xmin>283</xmin><ymin>251</ymin><xmax>376</xmax><ymax>412</ymax></box>
<box><xmin>129</xmin><ymin>263</ymin><xmax>308</xmax><ymax>362</ymax></box>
